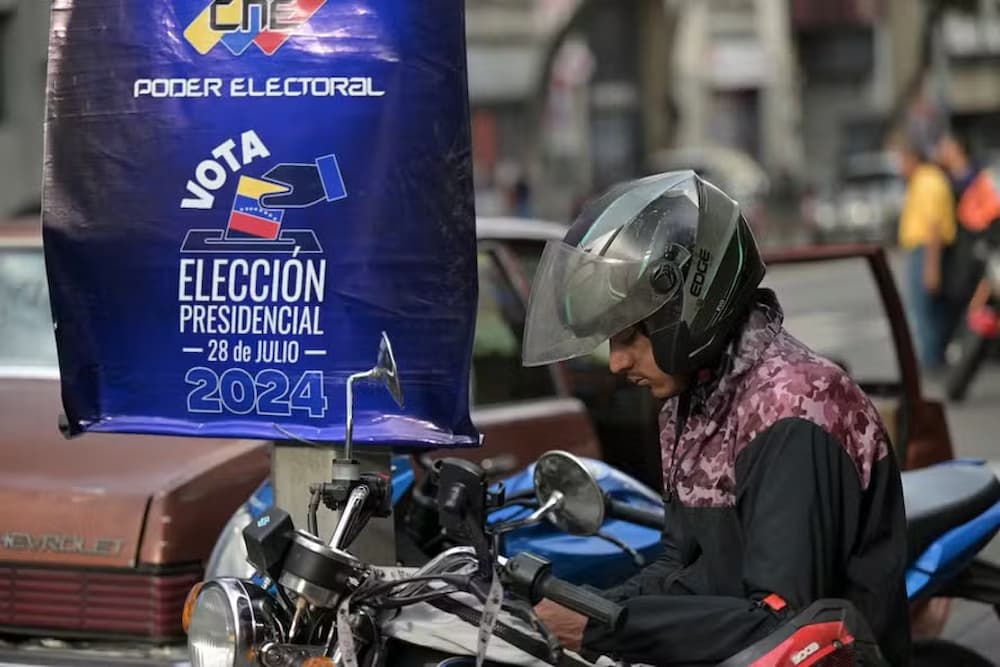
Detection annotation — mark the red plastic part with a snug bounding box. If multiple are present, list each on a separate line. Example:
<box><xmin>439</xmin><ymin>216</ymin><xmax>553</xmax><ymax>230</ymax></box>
<box><xmin>748</xmin><ymin>621</ymin><xmax>855</xmax><ymax>667</ymax></box>
<box><xmin>967</xmin><ymin>306</ymin><xmax>1000</xmax><ymax>338</ymax></box>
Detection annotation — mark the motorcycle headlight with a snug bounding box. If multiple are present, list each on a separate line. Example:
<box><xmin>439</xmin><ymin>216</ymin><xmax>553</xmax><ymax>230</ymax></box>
<box><xmin>188</xmin><ymin>579</ymin><xmax>287</xmax><ymax>667</ymax></box>
<box><xmin>206</xmin><ymin>504</ymin><xmax>255</xmax><ymax>580</ymax></box>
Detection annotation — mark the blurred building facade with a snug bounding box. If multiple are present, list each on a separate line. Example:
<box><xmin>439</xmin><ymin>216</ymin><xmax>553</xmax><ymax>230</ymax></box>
<box><xmin>2</xmin><ymin>1</ymin><xmax>999</xmax><ymax>222</ymax></box>
<box><xmin>467</xmin><ymin>0</ymin><xmax>679</xmax><ymax>221</ymax></box>
<box><xmin>936</xmin><ymin>0</ymin><xmax>1000</xmax><ymax>154</ymax></box>
<box><xmin>0</xmin><ymin>0</ymin><xmax>48</xmax><ymax>219</ymax></box>
<box><xmin>673</xmin><ymin>0</ymin><xmax>802</xmax><ymax>180</ymax></box>
<box><xmin>790</xmin><ymin>0</ymin><xmax>896</xmax><ymax>186</ymax></box>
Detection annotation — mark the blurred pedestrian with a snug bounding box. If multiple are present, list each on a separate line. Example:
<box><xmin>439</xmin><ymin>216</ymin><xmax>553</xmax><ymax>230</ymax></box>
<box><xmin>510</xmin><ymin>175</ymin><xmax>533</xmax><ymax>218</ymax></box>
<box><xmin>935</xmin><ymin>132</ymin><xmax>984</xmax><ymax>339</ymax></box>
<box><xmin>937</xmin><ymin>132</ymin><xmax>979</xmax><ymax>196</ymax></box>
<box><xmin>891</xmin><ymin>131</ymin><xmax>957</xmax><ymax>371</ymax></box>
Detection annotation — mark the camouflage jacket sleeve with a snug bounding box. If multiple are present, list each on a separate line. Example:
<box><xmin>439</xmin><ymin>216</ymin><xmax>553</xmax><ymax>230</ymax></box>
<box><xmin>581</xmin><ymin>417</ymin><xmax>910</xmax><ymax>666</ymax></box>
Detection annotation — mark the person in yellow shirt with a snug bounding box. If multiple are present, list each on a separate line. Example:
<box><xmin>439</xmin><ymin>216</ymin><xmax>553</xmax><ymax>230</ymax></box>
<box><xmin>892</xmin><ymin>133</ymin><xmax>958</xmax><ymax>370</ymax></box>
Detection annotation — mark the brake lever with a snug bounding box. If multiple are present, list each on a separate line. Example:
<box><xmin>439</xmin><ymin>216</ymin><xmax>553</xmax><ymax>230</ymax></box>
<box><xmin>504</xmin><ymin>598</ymin><xmax>563</xmax><ymax>663</ymax></box>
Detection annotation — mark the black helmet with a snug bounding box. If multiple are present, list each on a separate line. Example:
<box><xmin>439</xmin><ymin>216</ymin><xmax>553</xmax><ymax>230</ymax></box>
<box><xmin>521</xmin><ymin>170</ymin><xmax>765</xmax><ymax>375</ymax></box>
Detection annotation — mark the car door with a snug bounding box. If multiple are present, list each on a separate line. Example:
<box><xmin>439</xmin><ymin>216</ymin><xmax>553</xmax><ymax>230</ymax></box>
<box><xmin>466</xmin><ymin>244</ymin><xmax>601</xmax><ymax>473</ymax></box>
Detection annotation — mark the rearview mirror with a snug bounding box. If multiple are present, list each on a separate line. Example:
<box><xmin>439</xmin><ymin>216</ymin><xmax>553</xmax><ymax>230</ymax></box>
<box><xmin>375</xmin><ymin>332</ymin><xmax>404</xmax><ymax>408</ymax></box>
<box><xmin>344</xmin><ymin>331</ymin><xmax>404</xmax><ymax>461</ymax></box>
<box><xmin>533</xmin><ymin>451</ymin><xmax>605</xmax><ymax>535</ymax></box>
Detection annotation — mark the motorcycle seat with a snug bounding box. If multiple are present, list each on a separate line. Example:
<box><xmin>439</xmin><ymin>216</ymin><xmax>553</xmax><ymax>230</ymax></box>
<box><xmin>901</xmin><ymin>462</ymin><xmax>1000</xmax><ymax>564</ymax></box>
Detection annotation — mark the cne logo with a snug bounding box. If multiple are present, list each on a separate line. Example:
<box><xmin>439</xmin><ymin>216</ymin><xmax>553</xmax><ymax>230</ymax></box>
<box><xmin>185</xmin><ymin>0</ymin><xmax>328</xmax><ymax>56</ymax></box>
<box><xmin>791</xmin><ymin>641</ymin><xmax>821</xmax><ymax>665</ymax></box>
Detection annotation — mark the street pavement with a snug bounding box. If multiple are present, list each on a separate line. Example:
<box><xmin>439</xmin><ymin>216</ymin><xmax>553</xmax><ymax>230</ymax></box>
<box><xmin>764</xmin><ymin>251</ymin><xmax>1000</xmax><ymax>662</ymax></box>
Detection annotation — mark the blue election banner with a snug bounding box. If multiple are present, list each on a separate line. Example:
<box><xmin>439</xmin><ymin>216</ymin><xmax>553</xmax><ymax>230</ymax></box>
<box><xmin>42</xmin><ymin>0</ymin><xmax>480</xmax><ymax>449</ymax></box>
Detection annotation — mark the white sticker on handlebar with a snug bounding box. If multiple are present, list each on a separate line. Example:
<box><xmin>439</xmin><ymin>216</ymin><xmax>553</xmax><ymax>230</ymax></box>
<box><xmin>477</xmin><ymin>571</ymin><xmax>504</xmax><ymax>667</ymax></box>
<box><xmin>337</xmin><ymin>593</ymin><xmax>360</xmax><ymax>667</ymax></box>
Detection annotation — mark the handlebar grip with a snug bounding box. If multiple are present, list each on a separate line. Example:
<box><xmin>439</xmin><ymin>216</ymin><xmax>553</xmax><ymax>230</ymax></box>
<box><xmin>607</xmin><ymin>498</ymin><xmax>665</xmax><ymax>530</ymax></box>
<box><xmin>538</xmin><ymin>573</ymin><xmax>627</xmax><ymax>632</ymax></box>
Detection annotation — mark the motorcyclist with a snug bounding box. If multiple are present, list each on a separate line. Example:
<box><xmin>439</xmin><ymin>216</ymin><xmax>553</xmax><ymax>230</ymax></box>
<box><xmin>521</xmin><ymin>171</ymin><xmax>910</xmax><ymax>665</ymax></box>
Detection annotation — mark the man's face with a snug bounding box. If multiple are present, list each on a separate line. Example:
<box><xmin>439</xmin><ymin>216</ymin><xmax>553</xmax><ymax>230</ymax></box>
<box><xmin>608</xmin><ymin>326</ymin><xmax>688</xmax><ymax>399</ymax></box>
<box><xmin>934</xmin><ymin>136</ymin><xmax>965</xmax><ymax>172</ymax></box>
<box><xmin>892</xmin><ymin>146</ymin><xmax>919</xmax><ymax>178</ymax></box>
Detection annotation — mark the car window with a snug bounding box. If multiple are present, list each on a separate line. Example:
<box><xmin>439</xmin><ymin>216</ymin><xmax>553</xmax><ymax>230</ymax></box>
<box><xmin>507</xmin><ymin>240</ymin><xmax>544</xmax><ymax>287</ymax></box>
<box><xmin>762</xmin><ymin>257</ymin><xmax>900</xmax><ymax>387</ymax></box>
<box><xmin>0</xmin><ymin>247</ymin><xmax>58</xmax><ymax>370</ymax></box>
<box><xmin>472</xmin><ymin>250</ymin><xmax>556</xmax><ymax>405</ymax></box>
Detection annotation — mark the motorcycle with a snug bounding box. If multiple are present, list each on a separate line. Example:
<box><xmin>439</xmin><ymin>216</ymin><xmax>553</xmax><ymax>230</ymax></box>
<box><xmin>214</xmin><ymin>450</ymin><xmax>1000</xmax><ymax>636</ymax></box>
<box><xmin>186</xmin><ymin>447</ymin><xmax>889</xmax><ymax>666</ymax></box>
<box><xmin>194</xmin><ymin>451</ymin><xmax>1000</xmax><ymax>666</ymax></box>
<box><xmin>208</xmin><ymin>457</ymin><xmax>665</xmax><ymax>591</ymax></box>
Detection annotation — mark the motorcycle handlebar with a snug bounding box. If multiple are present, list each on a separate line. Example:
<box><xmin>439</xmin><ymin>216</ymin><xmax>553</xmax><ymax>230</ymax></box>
<box><xmin>537</xmin><ymin>571</ymin><xmax>627</xmax><ymax>632</ymax></box>
<box><xmin>606</xmin><ymin>498</ymin><xmax>665</xmax><ymax>530</ymax></box>
<box><xmin>503</xmin><ymin>552</ymin><xmax>626</xmax><ymax>632</ymax></box>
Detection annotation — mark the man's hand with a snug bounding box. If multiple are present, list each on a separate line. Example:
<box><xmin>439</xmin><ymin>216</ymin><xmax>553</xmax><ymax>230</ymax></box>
<box><xmin>923</xmin><ymin>261</ymin><xmax>941</xmax><ymax>294</ymax></box>
<box><xmin>924</xmin><ymin>228</ymin><xmax>942</xmax><ymax>294</ymax></box>
<box><xmin>534</xmin><ymin>599</ymin><xmax>588</xmax><ymax>652</ymax></box>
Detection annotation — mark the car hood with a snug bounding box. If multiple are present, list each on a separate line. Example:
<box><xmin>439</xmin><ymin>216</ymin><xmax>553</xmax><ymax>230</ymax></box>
<box><xmin>0</xmin><ymin>378</ymin><xmax>269</xmax><ymax>568</ymax></box>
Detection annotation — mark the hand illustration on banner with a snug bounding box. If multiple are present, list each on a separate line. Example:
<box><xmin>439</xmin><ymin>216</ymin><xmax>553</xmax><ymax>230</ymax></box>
<box><xmin>260</xmin><ymin>155</ymin><xmax>348</xmax><ymax>209</ymax></box>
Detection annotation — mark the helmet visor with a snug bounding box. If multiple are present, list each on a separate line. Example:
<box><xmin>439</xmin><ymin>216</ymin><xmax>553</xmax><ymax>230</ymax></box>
<box><xmin>522</xmin><ymin>240</ymin><xmax>687</xmax><ymax>366</ymax></box>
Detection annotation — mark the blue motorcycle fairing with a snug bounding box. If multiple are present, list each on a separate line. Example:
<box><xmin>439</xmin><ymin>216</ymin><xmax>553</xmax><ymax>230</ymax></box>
<box><xmin>392</xmin><ymin>456</ymin><xmax>417</xmax><ymax>505</ymax></box>
<box><xmin>906</xmin><ymin>499</ymin><xmax>1000</xmax><ymax>600</ymax></box>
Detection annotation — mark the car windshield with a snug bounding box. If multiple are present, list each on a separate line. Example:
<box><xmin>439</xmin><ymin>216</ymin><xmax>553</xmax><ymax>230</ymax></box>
<box><xmin>0</xmin><ymin>246</ymin><xmax>59</xmax><ymax>371</ymax></box>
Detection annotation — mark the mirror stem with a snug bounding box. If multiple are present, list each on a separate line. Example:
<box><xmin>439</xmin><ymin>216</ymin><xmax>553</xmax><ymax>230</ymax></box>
<box><xmin>344</xmin><ymin>369</ymin><xmax>377</xmax><ymax>462</ymax></box>
<box><xmin>493</xmin><ymin>491</ymin><xmax>564</xmax><ymax>535</ymax></box>
<box><xmin>529</xmin><ymin>491</ymin><xmax>563</xmax><ymax>522</ymax></box>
